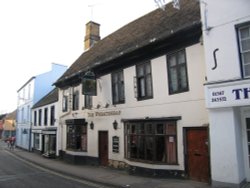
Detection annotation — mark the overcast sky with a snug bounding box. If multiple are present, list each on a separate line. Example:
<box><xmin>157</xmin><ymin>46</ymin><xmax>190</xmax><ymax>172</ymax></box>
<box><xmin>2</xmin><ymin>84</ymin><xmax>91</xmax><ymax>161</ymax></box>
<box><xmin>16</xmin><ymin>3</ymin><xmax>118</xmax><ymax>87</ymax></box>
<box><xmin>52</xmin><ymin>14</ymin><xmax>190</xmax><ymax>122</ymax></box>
<box><xmin>0</xmin><ymin>0</ymin><xmax>170</xmax><ymax>113</ymax></box>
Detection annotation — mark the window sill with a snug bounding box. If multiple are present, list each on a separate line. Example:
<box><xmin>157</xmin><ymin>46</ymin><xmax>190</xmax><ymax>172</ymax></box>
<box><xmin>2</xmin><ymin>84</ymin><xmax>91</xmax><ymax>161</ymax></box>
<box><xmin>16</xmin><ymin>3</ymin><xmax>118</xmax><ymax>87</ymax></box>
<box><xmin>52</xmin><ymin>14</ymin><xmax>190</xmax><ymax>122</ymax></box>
<box><xmin>126</xmin><ymin>158</ymin><xmax>179</xmax><ymax>166</ymax></box>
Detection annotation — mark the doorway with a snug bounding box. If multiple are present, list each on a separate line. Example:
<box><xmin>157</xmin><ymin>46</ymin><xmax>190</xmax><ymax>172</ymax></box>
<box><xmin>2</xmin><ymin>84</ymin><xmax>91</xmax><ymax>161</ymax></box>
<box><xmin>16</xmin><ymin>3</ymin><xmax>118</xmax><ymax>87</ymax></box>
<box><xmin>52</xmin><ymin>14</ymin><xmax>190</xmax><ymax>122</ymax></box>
<box><xmin>185</xmin><ymin>127</ymin><xmax>210</xmax><ymax>182</ymax></box>
<box><xmin>242</xmin><ymin>108</ymin><xmax>250</xmax><ymax>181</ymax></box>
<box><xmin>99</xmin><ymin>131</ymin><xmax>108</xmax><ymax>166</ymax></box>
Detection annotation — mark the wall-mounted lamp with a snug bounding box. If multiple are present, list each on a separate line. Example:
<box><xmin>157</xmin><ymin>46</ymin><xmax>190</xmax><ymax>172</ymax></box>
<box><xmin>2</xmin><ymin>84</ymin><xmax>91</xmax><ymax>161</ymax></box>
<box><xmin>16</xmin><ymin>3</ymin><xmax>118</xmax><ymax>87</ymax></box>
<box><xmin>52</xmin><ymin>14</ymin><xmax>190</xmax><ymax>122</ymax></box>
<box><xmin>113</xmin><ymin>120</ymin><xmax>118</xmax><ymax>130</ymax></box>
<box><xmin>90</xmin><ymin>121</ymin><xmax>94</xmax><ymax>130</ymax></box>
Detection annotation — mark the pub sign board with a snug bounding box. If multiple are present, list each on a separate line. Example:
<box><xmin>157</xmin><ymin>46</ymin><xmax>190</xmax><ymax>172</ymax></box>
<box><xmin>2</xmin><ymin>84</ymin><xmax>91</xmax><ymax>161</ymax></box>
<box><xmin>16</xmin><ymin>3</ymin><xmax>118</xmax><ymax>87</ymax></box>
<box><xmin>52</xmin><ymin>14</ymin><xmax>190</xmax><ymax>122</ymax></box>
<box><xmin>82</xmin><ymin>71</ymin><xmax>97</xmax><ymax>96</ymax></box>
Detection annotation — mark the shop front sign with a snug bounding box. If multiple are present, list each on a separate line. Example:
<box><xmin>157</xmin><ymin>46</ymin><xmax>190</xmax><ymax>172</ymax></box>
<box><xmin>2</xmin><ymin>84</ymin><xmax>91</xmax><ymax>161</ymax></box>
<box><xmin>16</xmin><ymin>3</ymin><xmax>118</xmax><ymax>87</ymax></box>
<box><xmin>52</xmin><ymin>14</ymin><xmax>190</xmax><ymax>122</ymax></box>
<box><xmin>88</xmin><ymin>110</ymin><xmax>121</xmax><ymax>117</ymax></box>
<box><xmin>206</xmin><ymin>82</ymin><xmax>250</xmax><ymax>108</ymax></box>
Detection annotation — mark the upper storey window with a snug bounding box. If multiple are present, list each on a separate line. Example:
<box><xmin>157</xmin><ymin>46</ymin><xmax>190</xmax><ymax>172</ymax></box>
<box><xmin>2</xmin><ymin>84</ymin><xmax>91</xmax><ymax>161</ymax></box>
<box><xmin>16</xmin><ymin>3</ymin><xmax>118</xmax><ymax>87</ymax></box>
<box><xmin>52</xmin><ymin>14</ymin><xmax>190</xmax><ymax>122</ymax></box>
<box><xmin>112</xmin><ymin>70</ymin><xmax>125</xmax><ymax>104</ymax></box>
<box><xmin>167</xmin><ymin>50</ymin><xmax>189</xmax><ymax>94</ymax></box>
<box><xmin>238</xmin><ymin>25</ymin><xmax>250</xmax><ymax>78</ymax></box>
<box><xmin>72</xmin><ymin>90</ymin><xmax>79</xmax><ymax>111</ymax></box>
<box><xmin>136</xmin><ymin>62</ymin><xmax>153</xmax><ymax>100</ymax></box>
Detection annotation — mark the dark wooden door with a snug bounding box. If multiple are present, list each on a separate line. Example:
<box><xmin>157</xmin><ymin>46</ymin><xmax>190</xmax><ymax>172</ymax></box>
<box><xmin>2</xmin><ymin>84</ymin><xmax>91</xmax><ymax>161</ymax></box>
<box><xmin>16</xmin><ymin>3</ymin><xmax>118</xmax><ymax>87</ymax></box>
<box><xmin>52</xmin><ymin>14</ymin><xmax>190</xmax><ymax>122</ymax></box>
<box><xmin>99</xmin><ymin>131</ymin><xmax>108</xmax><ymax>166</ymax></box>
<box><xmin>186</xmin><ymin>128</ymin><xmax>210</xmax><ymax>182</ymax></box>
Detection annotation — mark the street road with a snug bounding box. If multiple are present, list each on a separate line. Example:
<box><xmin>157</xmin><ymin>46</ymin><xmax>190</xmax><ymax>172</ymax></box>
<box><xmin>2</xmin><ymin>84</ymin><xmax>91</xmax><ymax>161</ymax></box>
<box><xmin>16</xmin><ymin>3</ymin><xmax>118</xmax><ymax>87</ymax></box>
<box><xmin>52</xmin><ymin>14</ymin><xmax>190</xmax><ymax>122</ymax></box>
<box><xmin>0</xmin><ymin>141</ymin><xmax>110</xmax><ymax>188</ymax></box>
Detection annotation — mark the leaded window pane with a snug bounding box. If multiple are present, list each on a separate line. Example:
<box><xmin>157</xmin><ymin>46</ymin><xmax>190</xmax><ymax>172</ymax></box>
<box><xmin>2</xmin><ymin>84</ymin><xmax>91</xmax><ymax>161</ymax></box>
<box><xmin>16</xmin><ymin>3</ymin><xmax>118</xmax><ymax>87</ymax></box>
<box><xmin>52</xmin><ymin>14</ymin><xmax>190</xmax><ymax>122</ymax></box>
<box><xmin>125</xmin><ymin>122</ymin><xmax>177</xmax><ymax>164</ymax></box>
<box><xmin>180</xmin><ymin>66</ymin><xmax>188</xmax><ymax>89</ymax></box>
<box><xmin>169</xmin><ymin>55</ymin><xmax>176</xmax><ymax>67</ymax></box>
<box><xmin>139</xmin><ymin>77</ymin><xmax>146</xmax><ymax>97</ymax></box>
<box><xmin>170</xmin><ymin>68</ymin><xmax>178</xmax><ymax>92</ymax></box>
<box><xmin>146</xmin><ymin>75</ymin><xmax>152</xmax><ymax>96</ymax></box>
<box><xmin>178</xmin><ymin>51</ymin><xmax>185</xmax><ymax>64</ymax></box>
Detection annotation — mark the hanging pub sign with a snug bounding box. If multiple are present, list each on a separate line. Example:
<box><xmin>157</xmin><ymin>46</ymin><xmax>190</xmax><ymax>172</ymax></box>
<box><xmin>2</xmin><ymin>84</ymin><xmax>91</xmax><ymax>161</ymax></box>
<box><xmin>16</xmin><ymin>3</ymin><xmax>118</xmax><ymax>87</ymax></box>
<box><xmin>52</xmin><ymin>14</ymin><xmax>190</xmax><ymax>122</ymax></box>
<box><xmin>82</xmin><ymin>70</ymin><xmax>97</xmax><ymax>96</ymax></box>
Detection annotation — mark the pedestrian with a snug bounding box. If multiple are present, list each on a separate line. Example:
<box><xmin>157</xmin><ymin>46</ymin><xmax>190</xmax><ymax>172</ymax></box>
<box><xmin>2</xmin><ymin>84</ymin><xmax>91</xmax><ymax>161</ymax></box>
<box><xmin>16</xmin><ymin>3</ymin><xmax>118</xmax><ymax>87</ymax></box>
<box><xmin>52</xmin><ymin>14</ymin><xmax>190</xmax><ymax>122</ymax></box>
<box><xmin>6</xmin><ymin>138</ymin><xmax>10</xmax><ymax>149</ymax></box>
<box><xmin>10</xmin><ymin>136</ymin><xmax>15</xmax><ymax>150</ymax></box>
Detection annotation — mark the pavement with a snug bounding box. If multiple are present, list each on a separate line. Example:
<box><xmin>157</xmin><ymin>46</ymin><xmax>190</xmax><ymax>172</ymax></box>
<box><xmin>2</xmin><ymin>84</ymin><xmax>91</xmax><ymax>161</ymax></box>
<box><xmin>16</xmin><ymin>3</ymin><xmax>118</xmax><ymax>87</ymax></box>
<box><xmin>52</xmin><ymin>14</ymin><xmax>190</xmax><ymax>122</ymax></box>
<box><xmin>1</xmin><ymin>141</ymin><xmax>211</xmax><ymax>188</ymax></box>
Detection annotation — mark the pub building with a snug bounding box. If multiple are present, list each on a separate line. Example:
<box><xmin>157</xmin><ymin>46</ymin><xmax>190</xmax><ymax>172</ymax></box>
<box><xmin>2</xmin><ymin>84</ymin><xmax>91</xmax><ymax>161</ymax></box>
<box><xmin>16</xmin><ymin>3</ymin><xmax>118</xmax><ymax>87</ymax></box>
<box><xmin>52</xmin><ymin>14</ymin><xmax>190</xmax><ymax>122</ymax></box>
<box><xmin>55</xmin><ymin>0</ymin><xmax>210</xmax><ymax>181</ymax></box>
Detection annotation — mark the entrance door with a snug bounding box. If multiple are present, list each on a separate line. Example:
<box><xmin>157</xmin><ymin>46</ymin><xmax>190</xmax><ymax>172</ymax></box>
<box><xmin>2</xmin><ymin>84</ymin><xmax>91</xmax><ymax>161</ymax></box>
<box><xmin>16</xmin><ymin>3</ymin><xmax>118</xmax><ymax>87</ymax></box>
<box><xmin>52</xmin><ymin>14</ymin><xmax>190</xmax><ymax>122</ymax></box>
<box><xmin>99</xmin><ymin>131</ymin><xmax>108</xmax><ymax>166</ymax></box>
<box><xmin>186</xmin><ymin>127</ymin><xmax>210</xmax><ymax>182</ymax></box>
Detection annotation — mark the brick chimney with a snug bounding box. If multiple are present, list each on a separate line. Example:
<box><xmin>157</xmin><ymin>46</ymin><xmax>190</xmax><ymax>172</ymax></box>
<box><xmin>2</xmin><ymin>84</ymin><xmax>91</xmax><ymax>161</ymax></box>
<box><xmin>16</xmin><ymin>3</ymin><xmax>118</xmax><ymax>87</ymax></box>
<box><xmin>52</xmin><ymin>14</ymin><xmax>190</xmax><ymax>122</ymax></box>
<box><xmin>84</xmin><ymin>21</ymin><xmax>100</xmax><ymax>51</ymax></box>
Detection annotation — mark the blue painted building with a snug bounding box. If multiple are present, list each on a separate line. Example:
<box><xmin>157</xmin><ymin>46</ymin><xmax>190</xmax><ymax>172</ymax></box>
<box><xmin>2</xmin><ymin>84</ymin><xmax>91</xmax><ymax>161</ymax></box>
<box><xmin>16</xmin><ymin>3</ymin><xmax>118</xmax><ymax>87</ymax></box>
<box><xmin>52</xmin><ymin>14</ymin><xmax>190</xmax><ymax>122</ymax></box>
<box><xmin>16</xmin><ymin>63</ymin><xmax>67</xmax><ymax>150</ymax></box>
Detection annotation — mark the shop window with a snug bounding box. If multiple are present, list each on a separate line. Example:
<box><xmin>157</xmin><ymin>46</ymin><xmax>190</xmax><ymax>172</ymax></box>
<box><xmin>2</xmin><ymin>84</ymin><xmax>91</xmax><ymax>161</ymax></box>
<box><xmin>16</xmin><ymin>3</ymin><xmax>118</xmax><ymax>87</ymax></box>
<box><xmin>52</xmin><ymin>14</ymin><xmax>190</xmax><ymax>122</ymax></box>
<box><xmin>238</xmin><ymin>24</ymin><xmax>250</xmax><ymax>78</ymax></box>
<box><xmin>44</xmin><ymin>134</ymin><xmax>56</xmax><ymax>157</ymax></box>
<box><xmin>125</xmin><ymin>121</ymin><xmax>177</xmax><ymax>164</ymax></box>
<box><xmin>167</xmin><ymin>50</ymin><xmax>189</xmax><ymax>94</ymax></box>
<box><xmin>67</xmin><ymin>124</ymin><xmax>87</xmax><ymax>151</ymax></box>
<box><xmin>33</xmin><ymin>133</ymin><xmax>40</xmax><ymax>150</ymax></box>
<box><xmin>112</xmin><ymin>70</ymin><xmax>125</xmax><ymax>104</ymax></box>
<box><xmin>136</xmin><ymin>62</ymin><xmax>153</xmax><ymax>100</ymax></box>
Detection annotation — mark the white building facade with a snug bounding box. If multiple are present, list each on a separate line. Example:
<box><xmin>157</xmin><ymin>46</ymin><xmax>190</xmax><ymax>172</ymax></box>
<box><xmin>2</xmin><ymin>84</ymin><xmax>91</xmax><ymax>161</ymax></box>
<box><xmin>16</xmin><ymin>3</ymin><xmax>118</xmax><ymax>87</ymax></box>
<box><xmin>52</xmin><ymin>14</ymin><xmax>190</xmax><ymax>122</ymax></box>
<box><xmin>56</xmin><ymin>1</ymin><xmax>210</xmax><ymax>181</ymax></box>
<box><xmin>58</xmin><ymin>43</ymin><xmax>209</xmax><ymax>178</ymax></box>
<box><xmin>201</xmin><ymin>0</ymin><xmax>250</xmax><ymax>187</ymax></box>
<box><xmin>31</xmin><ymin>88</ymin><xmax>60</xmax><ymax>157</ymax></box>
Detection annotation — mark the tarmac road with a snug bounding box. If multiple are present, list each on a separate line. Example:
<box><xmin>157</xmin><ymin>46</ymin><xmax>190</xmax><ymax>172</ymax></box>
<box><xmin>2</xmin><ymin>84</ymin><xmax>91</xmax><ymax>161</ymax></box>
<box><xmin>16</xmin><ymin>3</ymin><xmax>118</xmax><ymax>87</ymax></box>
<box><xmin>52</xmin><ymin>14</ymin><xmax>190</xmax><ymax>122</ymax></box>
<box><xmin>0</xmin><ymin>141</ymin><xmax>112</xmax><ymax>188</ymax></box>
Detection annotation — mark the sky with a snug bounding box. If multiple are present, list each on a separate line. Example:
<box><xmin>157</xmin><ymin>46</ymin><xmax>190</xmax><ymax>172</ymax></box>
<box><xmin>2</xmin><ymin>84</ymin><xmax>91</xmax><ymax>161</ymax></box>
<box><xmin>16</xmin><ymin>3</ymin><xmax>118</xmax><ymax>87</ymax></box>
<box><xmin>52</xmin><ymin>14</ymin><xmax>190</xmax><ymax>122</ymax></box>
<box><xmin>0</xmin><ymin>0</ymin><xmax>171</xmax><ymax>114</ymax></box>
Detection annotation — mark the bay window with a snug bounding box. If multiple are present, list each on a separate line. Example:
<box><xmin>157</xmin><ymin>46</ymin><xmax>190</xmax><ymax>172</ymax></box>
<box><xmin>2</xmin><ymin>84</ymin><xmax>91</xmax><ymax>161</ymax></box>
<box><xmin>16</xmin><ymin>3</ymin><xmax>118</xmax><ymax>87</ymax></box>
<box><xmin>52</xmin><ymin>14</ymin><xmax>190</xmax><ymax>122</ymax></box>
<box><xmin>125</xmin><ymin>121</ymin><xmax>177</xmax><ymax>164</ymax></box>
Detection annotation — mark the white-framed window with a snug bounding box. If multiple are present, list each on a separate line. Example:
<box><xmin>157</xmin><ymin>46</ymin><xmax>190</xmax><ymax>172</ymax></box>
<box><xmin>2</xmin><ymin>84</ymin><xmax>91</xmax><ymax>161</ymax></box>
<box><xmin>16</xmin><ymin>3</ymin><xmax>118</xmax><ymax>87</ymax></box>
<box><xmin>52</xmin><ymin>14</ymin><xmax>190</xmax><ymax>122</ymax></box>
<box><xmin>238</xmin><ymin>24</ymin><xmax>250</xmax><ymax>78</ymax></box>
